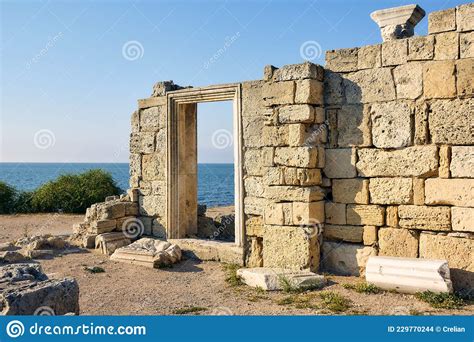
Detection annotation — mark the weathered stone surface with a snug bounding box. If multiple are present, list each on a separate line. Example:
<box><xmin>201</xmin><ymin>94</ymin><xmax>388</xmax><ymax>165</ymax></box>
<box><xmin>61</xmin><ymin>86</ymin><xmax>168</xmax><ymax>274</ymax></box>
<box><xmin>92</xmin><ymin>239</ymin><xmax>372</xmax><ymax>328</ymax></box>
<box><xmin>323</xmin><ymin>225</ymin><xmax>363</xmax><ymax>243</ymax></box>
<box><xmin>357</xmin><ymin>147</ymin><xmax>438</xmax><ymax>177</ymax></box>
<box><xmin>451</xmin><ymin>207</ymin><xmax>474</xmax><ymax>233</ymax></box>
<box><xmin>386</xmin><ymin>206</ymin><xmax>399</xmax><ymax>227</ymax></box>
<box><xmin>322</xmin><ymin>241</ymin><xmax>376</xmax><ymax>276</ymax></box>
<box><xmin>425</xmin><ymin>179</ymin><xmax>474</xmax><ymax>207</ymax></box>
<box><xmin>265</xmin><ymin>186</ymin><xmax>325</xmax><ymax>202</ymax></box>
<box><xmin>428</xmin><ymin>98</ymin><xmax>474</xmax><ymax>145</ymax></box>
<box><xmin>370</xmin><ymin>101</ymin><xmax>412</xmax><ymax>148</ymax></box>
<box><xmin>264</xmin><ymin>202</ymin><xmax>292</xmax><ymax>226</ymax></box>
<box><xmin>244</xmin><ymin>149</ymin><xmax>265</xmax><ymax>176</ymax></box>
<box><xmin>324</xmin><ymin>148</ymin><xmax>357</xmax><ymax>179</ymax></box>
<box><xmin>244</xmin><ymin>196</ymin><xmax>266</xmax><ymax>216</ymax></box>
<box><xmin>378</xmin><ymin>227</ymin><xmax>419</xmax><ymax>257</ymax></box>
<box><xmin>408</xmin><ymin>35</ymin><xmax>434</xmax><ymax>60</ymax></box>
<box><xmin>457</xmin><ymin>2</ymin><xmax>474</xmax><ymax>32</ymax></box>
<box><xmin>246</xmin><ymin>237</ymin><xmax>263</xmax><ymax>267</ymax></box>
<box><xmin>456</xmin><ymin>58</ymin><xmax>474</xmax><ymax>97</ymax></box>
<box><xmin>264</xmin><ymin>167</ymin><xmax>322</xmax><ymax>186</ymax></box>
<box><xmin>140</xmin><ymin>106</ymin><xmax>165</xmax><ymax>132</ymax></box>
<box><xmin>337</xmin><ymin>105</ymin><xmax>371</xmax><ymax>147</ymax></box>
<box><xmin>95</xmin><ymin>233</ymin><xmax>131</xmax><ymax>256</ymax></box>
<box><xmin>370</xmin><ymin>5</ymin><xmax>425</xmax><ymax>41</ymax></box>
<box><xmin>237</xmin><ymin>267</ymin><xmax>325</xmax><ymax>291</ymax></box>
<box><xmin>141</xmin><ymin>153</ymin><xmax>165</xmax><ymax>180</ymax></box>
<box><xmin>326</xmin><ymin>48</ymin><xmax>358</xmax><ymax>72</ymax></box>
<box><xmin>346</xmin><ymin>205</ymin><xmax>385</xmax><ymax>226</ymax></box>
<box><xmin>292</xmin><ymin>201</ymin><xmax>324</xmax><ymax>226</ymax></box>
<box><xmin>272</xmin><ymin>62</ymin><xmax>324</xmax><ymax>82</ymax></box>
<box><xmin>460</xmin><ymin>32</ymin><xmax>474</xmax><ymax>58</ymax></box>
<box><xmin>325</xmin><ymin>202</ymin><xmax>346</xmax><ymax>225</ymax></box>
<box><xmin>263</xmin><ymin>225</ymin><xmax>319</xmax><ymax>272</ymax></box>
<box><xmin>439</xmin><ymin>145</ymin><xmax>451</xmax><ymax>178</ymax></box>
<box><xmin>414</xmin><ymin>102</ymin><xmax>429</xmax><ymax>144</ymax></box>
<box><xmin>451</xmin><ymin>146</ymin><xmax>474</xmax><ymax>179</ymax></box>
<box><xmin>278</xmin><ymin>105</ymin><xmax>314</xmax><ymax>123</ymax></box>
<box><xmin>324</xmin><ymin>71</ymin><xmax>344</xmax><ymax>105</ymax></box>
<box><xmin>413</xmin><ymin>178</ymin><xmax>425</xmax><ymax>205</ymax></box>
<box><xmin>423</xmin><ymin>61</ymin><xmax>456</xmax><ymax>99</ymax></box>
<box><xmin>246</xmin><ymin>216</ymin><xmax>264</xmax><ymax>237</ymax></box>
<box><xmin>344</xmin><ymin>68</ymin><xmax>396</xmax><ymax>103</ymax></box>
<box><xmin>382</xmin><ymin>39</ymin><xmax>408</xmax><ymax>66</ymax></box>
<box><xmin>434</xmin><ymin>32</ymin><xmax>459</xmax><ymax>60</ymax></box>
<box><xmin>242</xmin><ymin>81</ymin><xmax>264</xmax><ymax>117</ymax></box>
<box><xmin>263</xmin><ymin>81</ymin><xmax>295</xmax><ymax>106</ymax></box>
<box><xmin>428</xmin><ymin>8</ymin><xmax>456</xmax><ymax>33</ymax></box>
<box><xmin>398</xmin><ymin>205</ymin><xmax>451</xmax><ymax>231</ymax></box>
<box><xmin>363</xmin><ymin>226</ymin><xmax>378</xmax><ymax>246</ymax></box>
<box><xmin>393</xmin><ymin>62</ymin><xmax>423</xmax><ymax>99</ymax></box>
<box><xmin>369</xmin><ymin>178</ymin><xmax>413</xmax><ymax>205</ymax></box>
<box><xmin>295</xmin><ymin>79</ymin><xmax>323</xmax><ymax>105</ymax></box>
<box><xmin>274</xmin><ymin>147</ymin><xmax>318</xmax><ymax>168</ymax></box>
<box><xmin>90</xmin><ymin>219</ymin><xmax>116</xmax><ymax>234</ymax></box>
<box><xmin>332</xmin><ymin>178</ymin><xmax>369</xmax><ymax>204</ymax></box>
<box><xmin>419</xmin><ymin>233</ymin><xmax>473</xmax><ymax>291</ymax></box>
<box><xmin>244</xmin><ymin>176</ymin><xmax>264</xmax><ymax>198</ymax></box>
<box><xmin>357</xmin><ymin>45</ymin><xmax>381</xmax><ymax>69</ymax></box>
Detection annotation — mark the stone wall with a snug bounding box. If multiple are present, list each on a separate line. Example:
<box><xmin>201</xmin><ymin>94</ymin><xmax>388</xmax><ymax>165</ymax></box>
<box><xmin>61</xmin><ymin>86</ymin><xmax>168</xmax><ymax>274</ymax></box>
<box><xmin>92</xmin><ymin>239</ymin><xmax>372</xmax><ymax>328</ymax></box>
<box><xmin>322</xmin><ymin>3</ymin><xmax>473</xmax><ymax>289</ymax></box>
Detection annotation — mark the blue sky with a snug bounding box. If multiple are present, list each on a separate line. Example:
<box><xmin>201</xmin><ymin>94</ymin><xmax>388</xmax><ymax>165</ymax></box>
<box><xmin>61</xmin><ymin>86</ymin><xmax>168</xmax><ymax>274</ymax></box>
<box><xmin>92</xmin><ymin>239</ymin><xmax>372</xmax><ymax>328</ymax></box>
<box><xmin>1</xmin><ymin>0</ymin><xmax>470</xmax><ymax>163</ymax></box>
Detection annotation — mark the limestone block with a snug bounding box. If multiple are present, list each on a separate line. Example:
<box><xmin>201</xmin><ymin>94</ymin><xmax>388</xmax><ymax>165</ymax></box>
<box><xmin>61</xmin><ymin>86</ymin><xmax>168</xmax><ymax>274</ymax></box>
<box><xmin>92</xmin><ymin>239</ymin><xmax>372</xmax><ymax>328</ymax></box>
<box><xmin>460</xmin><ymin>32</ymin><xmax>474</xmax><ymax>58</ymax></box>
<box><xmin>324</xmin><ymin>148</ymin><xmax>357</xmax><ymax>179</ymax></box>
<box><xmin>451</xmin><ymin>207</ymin><xmax>474</xmax><ymax>232</ymax></box>
<box><xmin>244</xmin><ymin>149</ymin><xmax>265</xmax><ymax>176</ymax></box>
<box><xmin>246</xmin><ymin>216</ymin><xmax>264</xmax><ymax>237</ymax></box>
<box><xmin>357</xmin><ymin>146</ymin><xmax>438</xmax><ymax>178</ymax></box>
<box><xmin>131</xmin><ymin>110</ymin><xmax>139</xmax><ymax>133</ymax></box>
<box><xmin>450</xmin><ymin>146</ymin><xmax>474</xmax><ymax>178</ymax></box>
<box><xmin>274</xmin><ymin>147</ymin><xmax>318</xmax><ymax>168</ymax></box>
<box><xmin>332</xmin><ymin>178</ymin><xmax>369</xmax><ymax>204</ymax></box>
<box><xmin>456</xmin><ymin>58</ymin><xmax>474</xmax><ymax>97</ymax></box>
<box><xmin>428</xmin><ymin>8</ymin><xmax>456</xmax><ymax>33</ymax></box>
<box><xmin>97</xmin><ymin>202</ymin><xmax>126</xmax><ymax>220</ymax></box>
<box><xmin>237</xmin><ymin>267</ymin><xmax>325</xmax><ymax>291</ymax></box>
<box><xmin>398</xmin><ymin>205</ymin><xmax>451</xmax><ymax>231</ymax></box>
<box><xmin>386</xmin><ymin>206</ymin><xmax>399</xmax><ymax>227</ymax></box>
<box><xmin>246</xmin><ymin>237</ymin><xmax>263</xmax><ymax>267</ymax></box>
<box><xmin>413</xmin><ymin>178</ymin><xmax>425</xmax><ymax>205</ymax></box>
<box><xmin>325</xmin><ymin>48</ymin><xmax>358</xmax><ymax>72</ymax></box>
<box><xmin>429</xmin><ymin>98</ymin><xmax>474</xmax><ymax>145</ymax></box>
<box><xmin>414</xmin><ymin>102</ymin><xmax>429</xmax><ymax>144</ymax></box>
<box><xmin>151</xmin><ymin>180</ymin><xmax>166</xmax><ymax>197</ymax></box>
<box><xmin>287</xmin><ymin>124</ymin><xmax>307</xmax><ymax>146</ymax></box>
<box><xmin>423</xmin><ymin>61</ymin><xmax>456</xmax><ymax>99</ymax></box>
<box><xmin>323</xmin><ymin>225</ymin><xmax>363</xmax><ymax>243</ymax></box>
<box><xmin>90</xmin><ymin>219</ymin><xmax>116</xmax><ymax>234</ymax></box>
<box><xmin>139</xmin><ymin>195</ymin><xmax>166</xmax><ymax>217</ymax></box>
<box><xmin>242</xmin><ymin>81</ymin><xmax>264</xmax><ymax>117</ymax></box>
<box><xmin>244</xmin><ymin>197</ymin><xmax>266</xmax><ymax>216</ymax></box>
<box><xmin>344</xmin><ymin>68</ymin><xmax>396</xmax><ymax>103</ymax></box>
<box><xmin>243</xmin><ymin>116</ymin><xmax>266</xmax><ymax>147</ymax></box>
<box><xmin>141</xmin><ymin>153</ymin><xmax>165</xmax><ymax>180</ymax></box>
<box><xmin>324</xmin><ymin>71</ymin><xmax>344</xmax><ymax>105</ymax></box>
<box><xmin>278</xmin><ymin>105</ymin><xmax>314</xmax><ymax>124</ymax></box>
<box><xmin>263</xmin><ymin>225</ymin><xmax>319</xmax><ymax>272</ymax></box>
<box><xmin>292</xmin><ymin>201</ymin><xmax>324</xmax><ymax>226</ymax></box>
<box><xmin>393</xmin><ymin>62</ymin><xmax>423</xmax><ymax>99</ymax></box>
<box><xmin>264</xmin><ymin>166</ymin><xmax>321</xmax><ymax>186</ymax></box>
<box><xmin>265</xmin><ymin>186</ymin><xmax>325</xmax><ymax>202</ymax></box>
<box><xmin>346</xmin><ymin>205</ymin><xmax>385</xmax><ymax>226</ymax></box>
<box><xmin>378</xmin><ymin>227</ymin><xmax>419</xmax><ymax>257</ymax></box>
<box><xmin>434</xmin><ymin>32</ymin><xmax>459</xmax><ymax>60</ymax></box>
<box><xmin>457</xmin><ymin>3</ymin><xmax>474</xmax><ymax>32</ymax></box>
<box><xmin>337</xmin><ymin>105</ymin><xmax>371</xmax><ymax>147</ymax></box>
<box><xmin>366</xmin><ymin>256</ymin><xmax>453</xmax><ymax>294</ymax></box>
<box><xmin>363</xmin><ymin>226</ymin><xmax>378</xmax><ymax>246</ymax></box>
<box><xmin>419</xmin><ymin>233</ymin><xmax>473</xmax><ymax>291</ymax></box>
<box><xmin>295</xmin><ymin>79</ymin><xmax>323</xmax><ymax>105</ymax></box>
<box><xmin>325</xmin><ymin>202</ymin><xmax>346</xmax><ymax>225</ymax></box>
<box><xmin>244</xmin><ymin>176</ymin><xmax>264</xmax><ymax>198</ymax></box>
<box><xmin>95</xmin><ymin>232</ymin><xmax>131</xmax><ymax>256</ymax></box>
<box><xmin>272</xmin><ymin>62</ymin><xmax>324</xmax><ymax>82</ymax></box>
<box><xmin>263</xmin><ymin>81</ymin><xmax>295</xmax><ymax>106</ymax></box>
<box><xmin>370</xmin><ymin>101</ymin><xmax>412</xmax><ymax>148</ymax></box>
<box><xmin>264</xmin><ymin>202</ymin><xmax>292</xmax><ymax>225</ymax></box>
<box><xmin>382</xmin><ymin>39</ymin><xmax>408</xmax><ymax>66</ymax></box>
<box><xmin>129</xmin><ymin>153</ymin><xmax>141</xmax><ymax>178</ymax></box>
<box><xmin>322</xmin><ymin>241</ymin><xmax>377</xmax><ymax>276</ymax></box>
<box><xmin>425</xmin><ymin>179</ymin><xmax>474</xmax><ymax>207</ymax></box>
<box><xmin>262</xmin><ymin>125</ymin><xmax>288</xmax><ymax>146</ymax></box>
<box><xmin>140</xmin><ymin>106</ymin><xmax>165</xmax><ymax>132</ymax></box>
<box><xmin>439</xmin><ymin>145</ymin><xmax>451</xmax><ymax>178</ymax></box>
<box><xmin>357</xmin><ymin>44</ymin><xmax>381</xmax><ymax>69</ymax></box>
<box><xmin>408</xmin><ymin>35</ymin><xmax>434</xmax><ymax>60</ymax></box>
<box><xmin>155</xmin><ymin>130</ymin><xmax>166</xmax><ymax>151</ymax></box>
<box><xmin>369</xmin><ymin>178</ymin><xmax>413</xmax><ymax>205</ymax></box>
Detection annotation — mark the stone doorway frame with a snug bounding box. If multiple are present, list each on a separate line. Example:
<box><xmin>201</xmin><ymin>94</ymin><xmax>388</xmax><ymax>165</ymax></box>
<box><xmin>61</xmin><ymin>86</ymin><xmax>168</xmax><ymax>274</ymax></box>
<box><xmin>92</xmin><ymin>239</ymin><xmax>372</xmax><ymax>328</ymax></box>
<box><xmin>167</xmin><ymin>83</ymin><xmax>244</xmax><ymax>247</ymax></box>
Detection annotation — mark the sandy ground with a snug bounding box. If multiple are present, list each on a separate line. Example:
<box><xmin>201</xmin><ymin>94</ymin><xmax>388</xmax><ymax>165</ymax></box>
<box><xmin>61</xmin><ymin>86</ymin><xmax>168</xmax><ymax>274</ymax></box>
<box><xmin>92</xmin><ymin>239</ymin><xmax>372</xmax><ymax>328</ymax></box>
<box><xmin>0</xmin><ymin>213</ymin><xmax>472</xmax><ymax>316</ymax></box>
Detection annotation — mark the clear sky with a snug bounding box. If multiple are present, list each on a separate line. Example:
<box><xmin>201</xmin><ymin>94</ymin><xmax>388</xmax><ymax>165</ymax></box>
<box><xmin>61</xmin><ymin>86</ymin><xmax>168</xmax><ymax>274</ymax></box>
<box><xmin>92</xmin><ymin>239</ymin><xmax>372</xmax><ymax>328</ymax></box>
<box><xmin>1</xmin><ymin>0</ymin><xmax>470</xmax><ymax>163</ymax></box>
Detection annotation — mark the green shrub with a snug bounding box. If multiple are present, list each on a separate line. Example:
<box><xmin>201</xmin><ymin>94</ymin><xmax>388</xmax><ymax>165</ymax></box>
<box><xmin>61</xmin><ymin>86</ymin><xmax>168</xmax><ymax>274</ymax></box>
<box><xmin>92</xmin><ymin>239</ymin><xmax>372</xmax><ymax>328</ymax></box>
<box><xmin>14</xmin><ymin>191</ymin><xmax>35</xmax><ymax>213</ymax></box>
<box><xmin>30</xmin><ymin>169</ymin><xmax>121</xmax><ymax>213</ymax></box>
<box><xmin>0</xmin><ymin>181</ymin><xmax>17</xmax><ymax>214</ymax></box>
<box><xmin>416</xmin><ymin>291</ymin><xmax>464</xmax><ymax>309</ymax></box>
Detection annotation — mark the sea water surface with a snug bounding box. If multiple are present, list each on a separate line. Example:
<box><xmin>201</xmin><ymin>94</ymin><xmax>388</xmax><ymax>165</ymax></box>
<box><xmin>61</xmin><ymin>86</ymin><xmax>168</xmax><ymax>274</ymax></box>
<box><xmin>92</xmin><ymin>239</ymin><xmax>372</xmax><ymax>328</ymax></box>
<box><xmin>0</xmin><ymin>163</ymin><xmax>234</xmax><ymax>207</ymax></box>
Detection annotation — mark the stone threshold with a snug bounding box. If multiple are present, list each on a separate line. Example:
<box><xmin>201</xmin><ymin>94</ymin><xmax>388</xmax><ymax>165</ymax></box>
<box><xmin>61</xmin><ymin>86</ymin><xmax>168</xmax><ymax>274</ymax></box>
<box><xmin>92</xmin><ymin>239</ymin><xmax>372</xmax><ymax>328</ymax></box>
<box><xmin>168</xmin><ymin>238</ymin><xmax>244</xmax><ymax>265</ymax></box>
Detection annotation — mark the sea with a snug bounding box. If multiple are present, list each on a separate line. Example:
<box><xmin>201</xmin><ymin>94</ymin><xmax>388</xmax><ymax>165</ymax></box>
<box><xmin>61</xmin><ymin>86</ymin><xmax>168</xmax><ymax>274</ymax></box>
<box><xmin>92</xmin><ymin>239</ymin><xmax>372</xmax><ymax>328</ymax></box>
<box><xmin>0</xmin><ymin>163</ymin><xmax>234</xmax><ymax>208</ymax></box>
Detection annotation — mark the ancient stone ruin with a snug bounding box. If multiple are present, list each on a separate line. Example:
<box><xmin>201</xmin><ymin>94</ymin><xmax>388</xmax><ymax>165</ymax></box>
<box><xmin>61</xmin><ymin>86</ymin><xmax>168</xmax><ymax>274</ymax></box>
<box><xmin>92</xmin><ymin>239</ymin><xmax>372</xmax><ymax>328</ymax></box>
<box><xmin>73</xmin><ymin>3</ymin><xmax>473</xmax><ymax>292</ymax></box>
